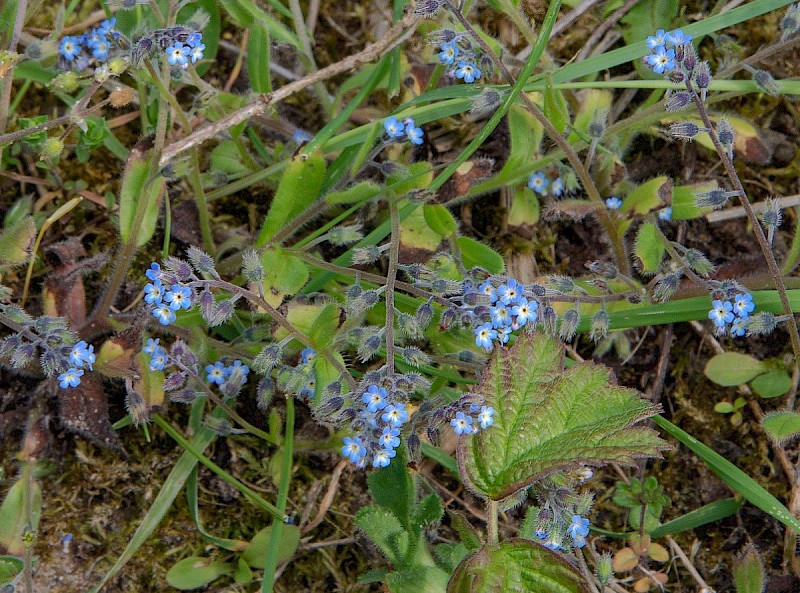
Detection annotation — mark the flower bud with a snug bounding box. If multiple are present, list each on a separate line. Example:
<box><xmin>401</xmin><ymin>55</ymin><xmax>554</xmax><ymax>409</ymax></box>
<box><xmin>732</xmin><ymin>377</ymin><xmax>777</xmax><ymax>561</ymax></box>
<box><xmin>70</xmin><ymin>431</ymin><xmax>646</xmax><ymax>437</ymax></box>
<box><xmin>669</xmin><ymin>121</ymin><xmax>703</xmax><ymax>141</ymax></box>
<box><xmin>559</xmin><ymin>308</ymin><xmax>579</xmax><ymax>341</ymax></box>
<box><xmin>684</xmin><ymin>248</ymin><xmax>715</xmax><ymax>277</ymax></box>
<box><xmin>50</xmin><ymin>71</ymin><xmax>79</xmax><ymax>93</ymax></box>
<box><xmin>548</xmin><ymin>275</ymin><xmax>575</xmax><ymax>293</ymax></box>
<box><xmin>242</xmin><ymin>250</ymin><xmax>264</xmax><ymax>283</ymax></box>
<box><xmin>596</xmin><ymin>552</ymin><xmax>614</xmax><ymax>586</ymax></box>
<box><xmin>746</xmin><ymin>312</ymin><xmax>778</xmax><ymax>335</ymax></box>
<box><xmin>327</xmin><ymin>225</ymin><xmax>363</xmax><ymax>245</ymax></box>
<box><xmin>253</xmin><ymin>344</ymin><xmax>283</xmax><ymax>374</ymax></box>
<box><xmin>717</xmin><ymin>117</ymin><xmax>735</xmax><ymax>156</ymax></box>
<box><xmin>415</xmin><ymin>299</ymin><xmax>434</xmax><ymax>329</ymax></box>
<box><xmin>753</xmin><ymin>69</ymin><xmax>781</xmax><ymax>97</ymax></box>
<box><xmin>187</xmin><ymin>246</ymin><xmax>217</xmax><ymax>276</ymax></box>
<box><xmin>470</xmin><ymin>89</ymin><xmax>503</xmax><ymax>116</ymax></box>
<box><xmin>590</xmin><ymin>309</ymin><xmax>609</xmax><ymax>342</ymax></box>
<box><xmin>665</xmin><ymin>90</ymin><xmax>692</xmax><ymax>112</ymax></box>
<box><xmin>40</xmin><ymin>137</ymin><xmax>64</xmax><ymax>161</ymax></box>
<box><xmin>439</xmin><ymin>308</ymin><xmax>458</xmax><ymax>331</ymax></box>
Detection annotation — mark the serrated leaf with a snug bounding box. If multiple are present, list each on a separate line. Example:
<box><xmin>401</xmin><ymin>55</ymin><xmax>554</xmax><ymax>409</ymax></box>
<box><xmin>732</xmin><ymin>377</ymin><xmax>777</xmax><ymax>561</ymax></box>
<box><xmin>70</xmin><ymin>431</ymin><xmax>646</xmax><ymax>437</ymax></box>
<box><xmin>457</xmin><ymin>237</ymin><xmax>504</xmax><ymax>275</ymax></box>
<box><xmin>241</xmin><ymin>523</ymin><xmax>300</xmax><ymax>568</ymax></box>
<box><xmin>424</xmin><ymin>204</ymin><xmax>458</xmax><ymax>237</ymax></box>
<box><xmin>762</xmin><ymin>411</ymin><xmax>800</xmax><ymax>444</ymax></box>
<box><xmin>355</xmin><ymin>506</ymin><xmax>410</xmax><ymax>566</ymax></box>
<box><xmin>458</xmin><ymin>334</ymin><xmax>668</xmax><ymax>500</ymax></box>
<box><xmin>704</xmin><ymin>352</ymin><xmax>766</xmax><ymax>386</ymax></box>
<box><xmin>165</xmin><ymin>557</ymin><xmax>232</xmax><ymax>589</ymax></box>
<box><xmin>448</xmin><ymin>539</ymin><xmax>589</xmax><ymax>593</ymax></box>
<box><xmin>634</xmin><ymin>223</ymin><xmax>664</xmax><ymax>274</ymax></box>
<box><xmin>256</xmin><ymin>150</ymin><xmax>326</xmax><ymax>247</ymax></box>
<box><xmin>733</xmin><ymin>545</ymin><xmax>765</xmax><ymax>593</ymax></box>
<box><xmin>751</xmin><ymin>370</ymin><xmax>792</xmax><ymax>399</ymax></box>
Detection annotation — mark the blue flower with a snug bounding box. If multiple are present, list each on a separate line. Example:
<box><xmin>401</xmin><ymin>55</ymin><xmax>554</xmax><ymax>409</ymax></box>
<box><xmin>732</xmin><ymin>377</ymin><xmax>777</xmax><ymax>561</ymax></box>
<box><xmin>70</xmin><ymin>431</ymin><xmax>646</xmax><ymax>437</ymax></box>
<box><xmin>474</xmin><ymin>322</ymin><xmax>497</xmax><ymax>351</ymax></box>
<box><xmin>90</xmin><ymin>39</ymin><xmax>110</xmax><ymax>61</ymax></box>
<box><xmin>550</xmin><ymin>177</ymin><xmax>564</xmax><ymax>197</ymax></box>
<box><xmin>512</xmin><ymin>298</ymin><xmax>538</xmax><ymax>326</ymax></box>
<box><xmin>143</xmin><ymin>338</ymin><xmax>160</xmax><ymax>355</ymax></box>
<box><xmin>405</xmin><ymin>118</ymin><xmax>424</xmax><ymax>145</ymax></box>
<box><xmin>146</xmin><ymin>262</ymin><xmax>162</xmax><ymax>281</ymax></box>
<box><xmin>189</xmin><ymin>42</ymin><xmax>205</xmax><ymax>64</ymax></box>
<box><xmin>58</xmin><ymin>368</ymin><xmax>84</xmax><ymax>389</ymax></box>
<box><xmin>497</xmin><ymin>279</ymin><xmax>522</xmax><ymax>306</ymax></box>
<box><xmin>362</xmin><ymin>385</ymin><xmax>388</xmax><ymax>412</ymax></box>
<box><xmin>228</xmin><ymin>360</ymin><xmax>250</xmax><ymax>384</ymax></box>
<box><xmin>59</xmin><ymin>36</ymin><xmax>82</xmax><ymax>61</ymax></box>
<box><xmin>379</xmin><ymin>426</ymin><xmax>401</xmax><ymax>450</ymax></box>
<box><xmin>731</xmin><ymin>317</ymin><xmax>747</xmax><ymax>337</ymax></box>
<box><xmin>153</xmin><ymin>303</ymin><xmax>176</xmax><ymax>325</ymax></box>
<box><xmin>166</xmin><ymin>42</ymin><xmax>189</xmax><ymax>67</ymax></box>
<box><xmin>206</xmin><ymin>361</ymin><xmax>227</xmax><ymax>384</ymax></box>
<box><xmin>528</xmin><ymin>172</ymin><xmax>549</xmax><ymax>194</ymax></box>
<box><xmin>185</xmin><ymin>32</ymin><xmax>203</xmax><ymax>48</ymax></box>
<box><xmin>666</xmin><ymin>29</ymin><xmax>692</xmax><ymax>46</ymax></box>
<box><xmin>144</xmin><ymin>280</ymin><xmax>164</xmax><ymax>305</ymax></box>
<box><xmin>645</xmin><ymin>45</ymin><xmax>676</xmax><ymax>74</ymax></box>
<box><xmin>359</xmin><ymin>409</ymin><xmax>379</xmax><ymax>429</ymax></box>
<box><xmin>497</xmin><ymin>325</ymin><xmax>512</xmax><ymax>344</ymax></box>
<box><xmin>567</xmin><ymin>515</ymin><xmax>590</xmax><ymax>539</ymax></box>
<box><xmin>708</xmin><ymin>299</ymin><xmax>734</xmax><ymax>327</ymax></box>
<box><xmin>149</xmin><ymin>347</ymin><xmax>168</xmax><ymax>371</ymax></box>
<box><xmin>605</xmin><ymin>196</ymin><xmax>622</xmax><ymax>210</ymax></box>
<box><xmin>732</xmin><ymin>293</ymin><xmax>754</xmax><ymax>318</ymax></box>
<box><xmin>438</xmin><ymin>41</ymin><xmax>459</xmax><ymax>65</ymax></box>
<box><xmin>454</xmin><ymin>61</ymin><xmax>481</xmax><ymax>83</ymax></box>
<box><xmin>164</xmin><ymin>285</ymin><xmax>193</xmax><ymax>311</ymax></box>
<box><xmin>97</xmin><ymin>18</ymin><xmax>117</xmax><ymax>36</ymax></box>
<box><xmin>69</xmin><ymin>341</ymin><xmax>91</xmax><ymax>368</ymax></box>
<box><xmin>491</xmin><ymin>305</ymin><xmax>512</xmax><ymax>327</ymax></box>
<box><xmin>478</xmin><ymin>406</ymin><xmax>495</xmax><ymax>429</ymax></box>
<box><xmin>478</xmin><ymin>281</ymin><xmax>498</xmax><ymax>302</ymax></box>
<box><xmin>381</xmin><ymin>403</ymin><xmax>409</xmax><ymax>427</ymax></box>
<box><xmin>450</xmin><ymin>411</ymin><xmax>474</xmax><ymax>435</ymax></box>
<box><xmin>373</xmin><ymin>448</ymin><xmax>396</xmax><ymax>468</ymax></box>
<box><xmin>646</xmin><ymin>29</ymin><xmax>667</xmax><ymax>49</ymax></box>
<box><xmin>659</xmin><ymin>207</ymin><xmax>672</xmax><ymax>221</ymax></box>
<box><xmin>384</xmin><ymin>116</ymin><xmax>406</xmax><ymax>138</ymax></box>
<box><xmin>300</xmin><ymin>347</ymin><xmax>316</xmax><ymax>365</ymax></box>
<box><xmin>342</xmin><ymin>436</ymin><xmax>366</xmax><ymax>464</ymax></box>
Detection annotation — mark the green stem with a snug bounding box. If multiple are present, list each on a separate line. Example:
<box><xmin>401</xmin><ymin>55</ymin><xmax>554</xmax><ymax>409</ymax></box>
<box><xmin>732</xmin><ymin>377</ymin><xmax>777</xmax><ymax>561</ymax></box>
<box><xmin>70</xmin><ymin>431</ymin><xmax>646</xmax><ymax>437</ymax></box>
<box><xmin>385</xmin><ymin>199</ymin><xmax>401</xmax><ymax>375</ymax></box>
<box><xmin>190</xmin><ymin>147</ymin><xmax>215</xmax><ymax>253</ymax></box>
<box><xmin>782</xmin><ymin>206</ymin><xmax>800</xmax><ymax>275</ymax></box>
<box><xmin>153</xmin><ymin>414</ymin><xmax>287</xmax><ymax>521</ymax></box>
<box><xmin>261</xmin><ymin>396</ymin><xmax>295</xmax><ymax>593</ymax></box>
<box><xmin>487</xmin><ymin>499</ymin><xmax>499</xmax><ymax>546</ymax></box>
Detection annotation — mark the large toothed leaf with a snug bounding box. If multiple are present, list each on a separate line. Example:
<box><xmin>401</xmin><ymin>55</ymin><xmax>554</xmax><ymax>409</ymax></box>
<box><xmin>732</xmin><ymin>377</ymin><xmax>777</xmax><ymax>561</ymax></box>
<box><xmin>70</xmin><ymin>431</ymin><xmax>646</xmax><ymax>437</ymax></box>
<box><xmin>448</xmin><ymin>539</ymin><xmax>589</xmax><ymax>593</ymax></box>
<box><xmin>458</xmin><ymin>334</ymin><xmax>669</xmax><ymax>500</ymax></box>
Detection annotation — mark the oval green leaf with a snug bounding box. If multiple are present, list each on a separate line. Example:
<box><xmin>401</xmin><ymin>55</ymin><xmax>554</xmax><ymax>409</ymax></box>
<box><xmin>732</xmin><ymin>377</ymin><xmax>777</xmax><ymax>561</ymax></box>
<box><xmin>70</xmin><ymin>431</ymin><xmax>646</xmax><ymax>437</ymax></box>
<box><xmin>457</xmin><ymin>237</ymin><xmax>504</xmax><ymax>275</ymax></box>
<box><xmin>241</xmin><ymin>523</ymin><xmax>300</xmax><ymax>568</ymax></box>
<box><xmin>751</xmin><ymin>369</ymin><xmax>792</xmax><ymax>398</ymax></box>
<box><xmin>165</xmin><ymin>557</ymin><xmax>232</xmax><ymax>590</ymax></box>
<box><xmin>424</xmin><ymin>204</ymin><xmax>459</xmax><ymax>237</ymax></box>
<box><xmin>634</xmin><ymin>222</ymin><xmax>665</xmax><ymax>274</ymax></box>
<box><xmin>762</xmin><ymin>411</ymin><xmax>800</xmax><ymax>444</ymax></box>
<box><xmin>704</xmin><ymin>352</ymin><xmax>766</xmax><ymax>386</ymax></box>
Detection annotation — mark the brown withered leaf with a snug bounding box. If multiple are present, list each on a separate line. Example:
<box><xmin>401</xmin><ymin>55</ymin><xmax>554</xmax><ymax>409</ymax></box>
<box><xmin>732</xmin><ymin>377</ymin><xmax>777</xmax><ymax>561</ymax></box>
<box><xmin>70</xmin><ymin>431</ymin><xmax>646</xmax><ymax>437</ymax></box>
<box><xmin>59</xmin><ymin>375</ymin><xmax>125</xmax><ymax>454</ymax></box>
<box><xmin>544</xmin><ymin>199</ymin><xmax>599</xmax><ymax>221</ymax></box>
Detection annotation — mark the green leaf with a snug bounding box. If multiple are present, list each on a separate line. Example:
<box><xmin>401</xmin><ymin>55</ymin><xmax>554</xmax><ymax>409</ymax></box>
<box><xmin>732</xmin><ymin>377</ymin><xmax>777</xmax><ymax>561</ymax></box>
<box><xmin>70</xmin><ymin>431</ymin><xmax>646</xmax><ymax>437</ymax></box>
<box><xmin>241</xmin><ymin>523</ymin><xmax>300</xmax><ymax>568</ymax></box>
<box><xmin>0</xmin><ymin>477</ymin><xmax>41</xmax><ymax>556</ymax></box>
<box><xmin>649</xmin><ymin>497</ymin><xmax>742</xmax><ymax>538</ymax></box>
<box><xmin>308</xmin><ymin>303</ymin><xmax>342</xmax><ymax>350</ymax></box>
<box><xmin>507</xmin><ymin>187</ymin><xmax>540</xmax><ymax>230</ymax></box>
<box><xmin>414</xmin><ymin>493</ymin><xmax>444</xmax><ymax>530</ymax></box>
<box><xmin>210</xmin><ymin>141</ymin><xmax>251</xmax><ymax>176</ymax></box>
<box><xmin>355</xmin><ymin>506</ymin><xmax>410</xmax><ymax>566</ymax></box>
<box><xmin>256</xmin><ymin>150</ymin><xmax>326</xmax><ymax>246</ymax></box>
<box><xmin>500</xmin><ymin>104</ymin><xmax>543</xmax><ymax>178</ymax></box>
<box><xmin>457</xmin><ymin>236</ymin><xmax>504</xmax><ymax>275</ymax></box>
<box><xmin>733</xmin><ymin>546</ymin><xmax>765</xmax><ymax>593</ymax></box>
<box><xmin>622</xmin><ymin>176</ymin><xmax>669</xmax><ymax>215</ymax></box>
<box><xmin>260</xmin><ymin>248</ymin><xmax>310</xmax><ymax>306</ymax></box>
<box><xmin>233</xmin><ymin>557</ymin><xmax>253</xmax><ymax>584</ymax></box>
<box><xmin>165</xmin><ymin>557</ymin><xmax>232</xmax><ymax>590</ymax></box>
<box><xmin>247</xmin><ymin>24</ymin><xmax>272</xmax><ymax>94</ymax></box>
<box><xmin>634</xmin><ymin>222</ymin><xmax>664</xmax><ymax>274</ymax></box>
<box><xmin>388</xmin><ymin>566</ymin><xmax>450</xmax><ymax>593</ymax></box>
<box><xmin>448</xmin><ymin>540</ymin><xmax>589</xmax><ymax>593</ymax></box>
<box><xmin>762</xmin><ymin>411</ymin><xmax>800</xmax><ymax>444</ymax></box>
<box><xmin>118</xmin><ymin>148</ymin><xmax>165</xmax><ymax>248</ymax></box>
<box><xmin>459</xmin><ymin>334</ymin><xmax>667</xmax><ymax>500</ymax></box>
<box><xmin>672</xmin><ymin>181</ymin><xmax>717</xmax><ymax>220</ymax></box>
<box><xmin>448</xmin><ymin>511</ymin><xmax>482</xmax><ymax>552</ymax></box>
<box><xmin>0</xmin><ymin>215</ymin><xmax>35</xmax><ymax>267</ymax></box>
<box><xmin>367</xmin><ymin>445</ymin><xmax>415</xmax><ymax>530</ymax></box>
<box><xmin>569</xmin><ymin>89</ymin><xmax>611</xmax><ymax>143</ymax></box>
<box><xmin>434</xmin><ymin>543</ymin><xmax>470</xmax><ymax>573</ymax></box>
<box><xmin>400</xmin><ymin>204</ymin><xmax>443</xmax><ymax>253</ymax></box>
<box><xmin>424</xmin><ymin>204</ymin><xmax>458</xmax><ymax>237</ymax></box>
<box><xmin>543</xmin><ymin>74</ymin><xmax>569</xmax><ymax>135</ymax></box>
<box><xmin>653</xmin><ymin>415</ymin><xmax>800</xmax><ymax>533</ymax></box>
<box><xmin>325</xmin><ymin>181</ymin><xmax>382</xmax><ymax>205</ymax></box>
<box><xmin>0</xmin><ymin>555</ymin><xmax>23</xmax><ymax>584</ymax></box>
<box><xmin>751</xmin><ymin>370</ymin><xmax>792</xmax><ymax>399</ymax></box>
<box><xmin>715</xmin><ymin>402</ymin><xmax>735</xmax><ymax>414</ymax></box>
<box><xmin>704</xmin><ymin>352</ymin><xmax>766</xmax><ymax>386</ymax></box>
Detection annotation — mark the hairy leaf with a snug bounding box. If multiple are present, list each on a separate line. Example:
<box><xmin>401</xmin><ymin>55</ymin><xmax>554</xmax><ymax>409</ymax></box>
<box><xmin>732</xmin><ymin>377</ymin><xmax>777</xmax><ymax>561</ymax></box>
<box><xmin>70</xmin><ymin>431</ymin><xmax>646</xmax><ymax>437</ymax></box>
<box><xmin>458</xmin><ymin>334</ymin><xmax>668</xmax><ymax>500</ymax></box>
<box><xmin>762</xmin><ymin>411</ymin><xmax>800</xmax><ymax>444</ymax></box>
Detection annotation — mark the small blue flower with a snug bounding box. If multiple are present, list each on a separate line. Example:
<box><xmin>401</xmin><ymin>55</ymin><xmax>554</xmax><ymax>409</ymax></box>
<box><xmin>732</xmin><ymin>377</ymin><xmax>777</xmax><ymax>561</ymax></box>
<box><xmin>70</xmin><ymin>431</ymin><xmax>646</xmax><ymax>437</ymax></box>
<box><xmin>605</xmin><ymin>196</ymin><xmax>623</xmax><ymax>210</ymax></box>
<box><xmin>97</xmin><ymin>18</ymin><xmax>117</xmax><ymax>36</ymax></box>
<box><xmin>164</xmin><ymin>285</ymin><xmax>193</xmax><ymax>311</ymax></box>
<box><xmin>659</xmin><ymin>207</ymin><xmax>672</xmax><ymax>221</ymax></box>
<box><xmin>404</xmin><ymin>118</ymin><xmax>424</xmax><ymax>145</ymax></box>
<box><xmin>528</xmin><ymin>172</ymin><xmax>549</xmax><ymax>194</ymax></box>
<box><xmin>379</xmin><ymin>426</ymin><xmax>401</xmax><ymax>450</ymax></box>
<box><xmin>491</xmin><ymin>305</ymin><xmax>512</xmax><ymax>327</ymax></box>
<box><xmin>149</xmin><ymin>347</ymin><xmax>168</xmax><ymax>371</ymax></box>
<box><xmin>146</xmin><ymin>262</ymin><xmax>162</xmax><ymax>281</ymax></box>
<box><xmin>153</xmin><ymin>304</ymin><xmax>176</xmax><ymax>325</ymax></box>
<box><xmin>227</xmin><ymin>360</ymin><xmax>250</xmax><ymax>384</ymax></box>
<box><xmin>69</xmin><ymin>341</ymin><xmax>90</xmax><ymax>367</ymax></box>
<box><xmin>373</xmin><ymin>448</ymin><xmax>396</xmax><ymax>468</ymax></box>
<box><xmin>451</xmin><ymin>411</ymin><xmax>474</xmax><ymax>435</ymax></box>
<box><xmin>189</xmin><ymin>42</ymin><xmax>205</xmax><ymax>64</ymax></box>
<box><xmin>497</xmin><ymin>325</ymin><xmax>512</xmax><ymax>344</ymax></box>
<box><xmin>732</xmin><ymin>293</ymin><xmax>754</xmax><ymax>318</ymax></box>
<box><xmin>567</xmin><ymin>515</ymin><xmax>590</xmax><ymax>539</ymax></box>
<box><xmin>59</xmin><ymin>36</ymin><xmax>82</xmax><ymax>61</ymax></box>
<box><xmin>90</xmin><ymin>39</ymin><xmax>110</xmax><ymax>61</ymax></box>
<box><xmin>666</xmin><ymin>29</ymin><xmax>692</xmax><ymax>46</ymax></box>
<box><xmin>478</xmin><ymin>281</ymin><xmax>498</xmax><ymax>302</ymax></box>
<box><xmin>550</xmin><ymin>177</ymin><xmax>564</xmax><ymax>197</ymax></box>
<box><xmin>646</xmin><ymin>29</ymin><xmax>667</xmax><ymax>49</ymax></box>
<box><xmin>292</xmin><ymin>129</ymin><xmax>312</xmax><ymax>144</ymax></box>
<box><xmin>185</xmin><ymin>32</ymin><xmax>203</xmax><ymax>48</ymax></box>
<box><xmin>731</xmin><ymin>317</ymin><xmax>747</xmax><ymax>337</ymax></box>
<box><xmin>454</xmin><ymin>61</ymin><xmax>481</xmax><ymax>83</ymax></box>
<box><xmin>497</xmin><ymin>278</ymin><xmax>522</xmax><ymax>306</ymax></box>
<box><xmin>478</xmin><ymin>406</ymin><xmax>494</xmax><ymax>429</ymax></box>
<box><xmin>359</xmin><ymin>409</ymin><xmax>379</xmax><ymax>429</ymax></box>
<box><xmin>384</xmin><ymin>116</ymin><xmax>406</xmax><ymax>138</ymax></box>
<box><xmin>571</xmin><ymin>534</ymin><xmax>587</xmax><ymax>548</ymax></box>
<box><xmin>439</xmin><ymin>41</ymin><xmax>459</xmax><ymax>66</ymax></box>
<box><xmin>206</xmin><ymin>361</ymin><xmax>227</xmax><ymax>384</ymax></box>
<box><xmin>381</xmin><ymin>403</ymin><xmax>409</xmax><ymax>427</ymax></box>
<box><xmin>143</xmin><ymin>338</ymin><xmax>160</xmax><ymax>355</ymax></box>
<box><xmin>144</xmin><ymin>280</ymin><xmax>164</xmax><ymax>305</ymax></box>
<box><xmin>342</xmin><ymin>436</ymin><xmax>366</xmax><ymax>464</ymax></box>
<box><xmin>300</xmin><ymin>347</ymin><xmax>316</xmax><ymax>365</ymax></box>
<box><xmin>708</xmin><ymin>299</ymin><xmax>734</xmax><ymax>327</ymax></box>
<box><xmin>58</xmin><ymin>368</ymin><xmax>84</xmax><ymax>389</ymax></box>
<box><xmin>362</xmin><ymin>385</ymin><xmax>388</xmax><ymax>412</ymax></box>
<box><xmin>474</xmin><ymin>322</ymin><xmax>497</xmax><ymax>350</ymax></box>
<box><xmin>512</xmin><ymin>298</ymin><xmax>538</xmax><ymax>326</ymax></box>
<box><xmin>166</xmin><ymin>42</ymin><xmax>189</xmax><ymax>67</ymax></box>
<box><xmin>645</xmin><ymin>45</ymin><xmax>676</xmax><ymax>75</ymax></box>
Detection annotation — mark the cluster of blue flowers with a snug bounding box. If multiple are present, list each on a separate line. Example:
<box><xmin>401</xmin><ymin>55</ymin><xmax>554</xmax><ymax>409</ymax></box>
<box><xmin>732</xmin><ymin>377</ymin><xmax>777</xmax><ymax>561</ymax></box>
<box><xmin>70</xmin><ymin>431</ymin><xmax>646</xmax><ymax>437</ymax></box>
<box><xmin>528</xmin><ymin>172</ymin><xmax>565</xmax><ymax>197</ymax></box>
<box><xmin>384</xmin><ymin>116</ymin><xmax>424</xmax><ymax>145</ymax></box>
<box><xmin>144</xmin><ymin>262</ymin><xmax>194</xmax><ymax>326</ymax></box>
<box><xmin>644</xmin><ymin>29</ymin><xmax>693</xmax><ymax>75</ymax></box>
<box><xmin>58</xmin><ymin>18</ymin><xmax>120</xmax><ymax>68</ymax></box>
<box><xmin>473</xmin><ymin>278</ymin><xmax>540</xmax><ymax>352</ymax></box>
<box><xmin>533</xmin><ymin>514</ymin><xmax>591</xmax><ymax>551</ymax></box>
<box><xmin>437</xmin><ymin>36</ymin><xmax>483</xmax><ymax>84</ymax></box>
<box><xmin>708</xmin><ymin>292</ymin><xmax>754</xmax><ymax>337</ymax></box>
<box><xmin>206</xmin><ymin>360</ymin><xmax>250</xmax><ymax>386</ymax></box>
<box><xmin>450</xmin><ymin>403</ymin><xmax>494</xmax><ymax>435</ymax></box>
<box><xmin>57</xmin><ymin>340</ymin><xmax>96</xmax><ymax>389</ymax></box>
<box><xmin>164</xmin><ymin>32</ymin><xmax>205</xmax><ymax>69</ymax></box>
<box><xmin>341</xmin><ymin>383</ymin><xmax>411</xmax><ymax>468</ymax></box>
